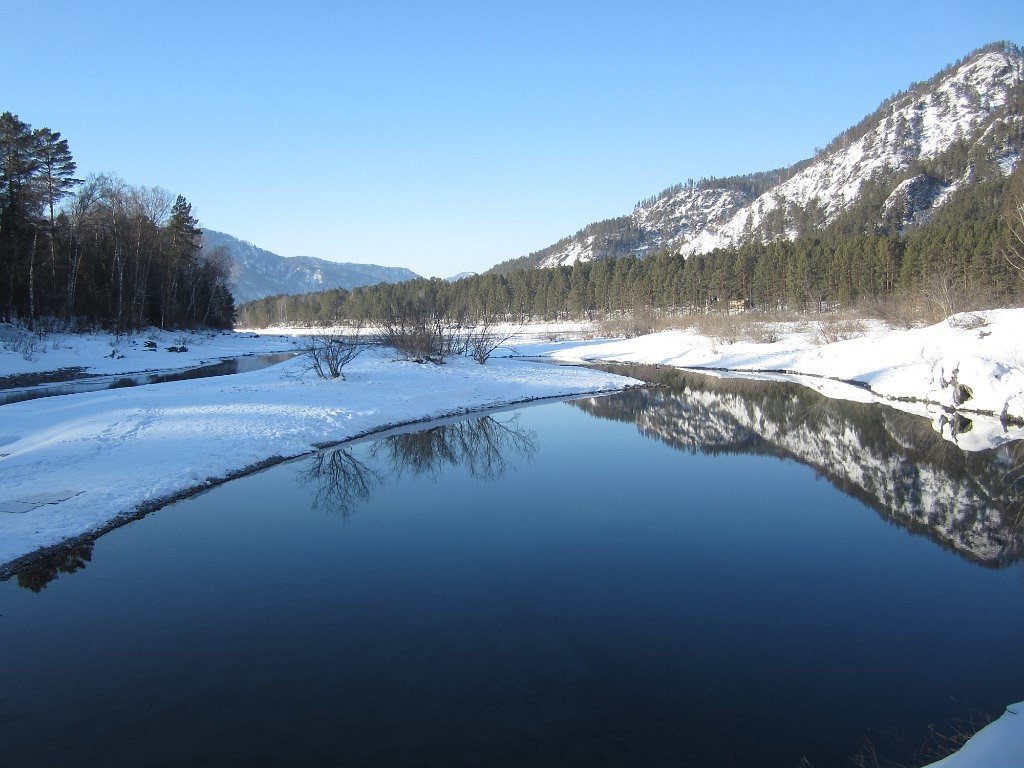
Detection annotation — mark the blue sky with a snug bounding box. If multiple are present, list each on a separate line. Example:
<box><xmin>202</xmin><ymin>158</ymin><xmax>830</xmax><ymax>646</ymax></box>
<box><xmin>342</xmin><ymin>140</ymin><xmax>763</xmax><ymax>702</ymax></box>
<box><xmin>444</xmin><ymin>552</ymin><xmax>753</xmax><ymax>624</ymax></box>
<box><xmin>5</xmin><ymin>1</ymin><xmax>1022</xmax><ymax>277</ymax></box>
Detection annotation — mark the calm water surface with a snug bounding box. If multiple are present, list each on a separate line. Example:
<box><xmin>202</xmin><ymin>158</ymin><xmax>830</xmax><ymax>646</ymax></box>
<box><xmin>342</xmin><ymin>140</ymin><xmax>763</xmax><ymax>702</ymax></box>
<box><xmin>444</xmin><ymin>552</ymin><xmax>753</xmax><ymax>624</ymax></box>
<box><xmin>1</xmin><ymin>370</ymin><xmax>1022</xmax><ymax>767</ymax></box>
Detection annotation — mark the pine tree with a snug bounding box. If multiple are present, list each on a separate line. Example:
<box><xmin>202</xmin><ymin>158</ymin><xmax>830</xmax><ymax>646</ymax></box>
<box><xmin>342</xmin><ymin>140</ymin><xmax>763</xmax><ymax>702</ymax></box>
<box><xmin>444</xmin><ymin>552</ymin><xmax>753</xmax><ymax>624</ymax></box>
<box><xmin>162</xmin><ymin>195</ymin><xmax>202</xmax><ymax>327</ymax></box>
<box><xmin>0</xmin><ymin>112</ymin><xmax>43</xmax><ymax>323</ymax></box>
<box><xmin>34</xmin><ymin>127</ymin><xmax>79</xmax><ymax>299</ymax></box>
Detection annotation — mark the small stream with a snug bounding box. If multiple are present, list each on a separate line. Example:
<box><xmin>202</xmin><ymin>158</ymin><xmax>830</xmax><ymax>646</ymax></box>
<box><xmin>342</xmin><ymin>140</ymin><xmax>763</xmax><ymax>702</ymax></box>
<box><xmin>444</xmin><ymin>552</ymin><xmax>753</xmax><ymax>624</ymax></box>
<box><xmin>0</xmin><ymin>352</ymin><xmax>298</xmax><ymax>407</ymax></box>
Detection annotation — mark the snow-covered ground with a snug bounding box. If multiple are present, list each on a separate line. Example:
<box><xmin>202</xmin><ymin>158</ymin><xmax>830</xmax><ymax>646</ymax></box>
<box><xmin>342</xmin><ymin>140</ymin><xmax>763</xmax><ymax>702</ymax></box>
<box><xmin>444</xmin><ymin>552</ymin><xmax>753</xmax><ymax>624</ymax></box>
<box><xmin>0</xmin><ymin>328</ymin><xmax>634</xmax><ymax>572</ymax></box>
<box><xmin>520</xmin><ymin>309</ymin><xmax>1024</xmax><ymax>451</ymax></box>
<box><xmin>0</xmin><ymin>326</ymin><xmax>300</xmax><ymax>379</ymax></box>
<box><xmin>923</xmin><ymin>701</ymin><xmax>1024</xmax><ymax>768</ymax></box>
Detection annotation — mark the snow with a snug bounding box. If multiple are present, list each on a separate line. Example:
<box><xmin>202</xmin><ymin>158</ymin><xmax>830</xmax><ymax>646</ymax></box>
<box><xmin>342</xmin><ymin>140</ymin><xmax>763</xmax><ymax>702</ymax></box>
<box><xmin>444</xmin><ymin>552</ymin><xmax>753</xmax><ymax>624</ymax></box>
<box><xmin>923</xmin><ymin>702</ymin><xmax>1024</xmax><ymax>768</ymax></box>
<box><xmin>0</xmin><ymin>326</ymin><xmax>299</xmax><ymax>379</ymax></box>
<box><xmin>0</xmin><ymin>329</ymin><xmax>635</xmax><ymax>571</ymax></box>
<box><xmin>682</xmin><ymin>50</ymin><xmax>1024</xmax><ymax>255</ymax></box>
<box><xmin>522</xmin><ymin>309</ymin><xmax>1024</xmax><ymax>450</ymax></box>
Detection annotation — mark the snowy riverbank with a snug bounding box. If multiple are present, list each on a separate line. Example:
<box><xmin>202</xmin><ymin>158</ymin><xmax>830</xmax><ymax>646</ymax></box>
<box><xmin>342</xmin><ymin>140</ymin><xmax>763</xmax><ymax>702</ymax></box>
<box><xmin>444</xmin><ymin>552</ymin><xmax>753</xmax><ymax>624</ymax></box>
<box><xmin>3</xmin><ymin>309</ymin><xmax>1023</xmax><ymax>573</ymax></box>
<box><xmin>523</xmin><ymin>309</ymin><xmax>1024</xmax><ymax>451</ymax></box>
<box><xmin>0</xmin><ymin>331</ymin><xmax>635</xmax><ymax>573</ymax></box>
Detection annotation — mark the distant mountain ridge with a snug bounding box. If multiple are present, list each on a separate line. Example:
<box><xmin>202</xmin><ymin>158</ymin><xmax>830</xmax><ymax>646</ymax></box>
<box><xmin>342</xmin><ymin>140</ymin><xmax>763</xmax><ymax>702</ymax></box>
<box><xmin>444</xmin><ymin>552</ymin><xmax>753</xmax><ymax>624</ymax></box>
<box><xmin>492</xmin><ymin>41</ymin><xmax>1024</xmax><ymax>272</ymax></box>
<box><xmin>202</xmin><ymin>229</ymin><xmax>420</xmax><ymax>303</ymax></box>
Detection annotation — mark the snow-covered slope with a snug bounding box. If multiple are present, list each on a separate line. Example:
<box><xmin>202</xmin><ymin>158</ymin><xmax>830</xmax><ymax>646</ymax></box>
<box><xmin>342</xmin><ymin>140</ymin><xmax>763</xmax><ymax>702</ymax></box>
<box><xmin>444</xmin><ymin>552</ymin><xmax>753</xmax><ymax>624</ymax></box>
<box><xmin>202</xmin><ymin>229</ymin><xmax>420</xmax><ymax>303</ymax></box>
<box><xmin>544</xmin><ymin>308</ymin><xmax>1024</xmax><ymax>439</ymax></box>
<box><xmin>530</xmin><ymin>43</ymin><xmax>1024</xmax><ymax>268</ymax></box>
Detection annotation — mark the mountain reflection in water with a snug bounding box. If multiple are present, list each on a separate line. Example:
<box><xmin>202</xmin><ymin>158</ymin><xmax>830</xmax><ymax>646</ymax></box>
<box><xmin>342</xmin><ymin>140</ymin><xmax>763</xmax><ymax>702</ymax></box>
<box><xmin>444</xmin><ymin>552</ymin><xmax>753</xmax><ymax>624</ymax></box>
<box><xmin>14</xmin><ymin>374</ymin><xmax>1022</xmax><ymax>594</ymax></box>
<box><xmin>572</xmin><ymin>365</ymin><xmax>1024</xmax><ymax>568</ymax></box>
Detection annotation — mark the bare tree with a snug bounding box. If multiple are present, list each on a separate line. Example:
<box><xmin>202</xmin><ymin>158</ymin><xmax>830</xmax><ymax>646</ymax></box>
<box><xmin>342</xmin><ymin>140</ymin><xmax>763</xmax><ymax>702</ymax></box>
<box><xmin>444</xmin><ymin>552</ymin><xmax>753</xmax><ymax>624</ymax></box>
<box><xmin>920</xmin><ymin>269</ymin><xmax>964</xmax><ymax>322</ymax></box>
<box><xmin>1003</xmin><ymin>195</ymin><xmax>1024</xmax><ymax>275</ymax></box>
<box><xmin>376</xmin><ymin>284</ymin><xmax>467</xmax><ymax>363</ymax></box>
<box><xmin>464</xmin><ymin>312</ymin><xmax>523</xmax><ymax>364</ymax></box>
<box><xmin>303</xmin><ymin>324</ymin><xmax>367</xmax><ymax>379</ymax></box>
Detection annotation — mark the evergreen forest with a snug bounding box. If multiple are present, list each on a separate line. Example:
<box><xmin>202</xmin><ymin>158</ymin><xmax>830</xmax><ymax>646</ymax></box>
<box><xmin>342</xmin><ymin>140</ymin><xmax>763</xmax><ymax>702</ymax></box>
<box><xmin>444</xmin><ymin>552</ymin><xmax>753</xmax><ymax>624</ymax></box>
<box><xmin>0</xmin><ymin>112</ymin><xmax>234</xmax><ymax>332</ymax></box>
<box><xmin>237</xmin><ymin>164</ymin><xmax>1024</xmax><ymax>328</ymax></box>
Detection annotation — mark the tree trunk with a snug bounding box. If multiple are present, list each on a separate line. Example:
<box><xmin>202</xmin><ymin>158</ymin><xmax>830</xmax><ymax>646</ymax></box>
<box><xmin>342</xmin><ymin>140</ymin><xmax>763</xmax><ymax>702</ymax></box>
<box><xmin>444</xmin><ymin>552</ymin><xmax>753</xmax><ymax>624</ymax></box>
<box><xmin>28</xmin><ymin>228</ymin><xmax>37</xmax><ymax>330</ymax></box>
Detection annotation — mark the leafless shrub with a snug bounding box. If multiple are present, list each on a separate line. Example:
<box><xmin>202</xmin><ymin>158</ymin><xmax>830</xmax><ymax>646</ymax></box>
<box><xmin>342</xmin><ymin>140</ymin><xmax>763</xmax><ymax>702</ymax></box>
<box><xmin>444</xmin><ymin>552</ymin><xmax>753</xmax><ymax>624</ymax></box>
<box><xmin>597</xmin><ymin>307</ymin><xmax>658</xmax><ymax>338</ymax></box>
<box><xmin>377</xmin><ymin>292</ymin><xmax>467</xmax><ymax>363</ymax></box>
<box><xmin>1002</xmin><ymin>194</ymin><xmax>1024</xmax><ymax>276</ymax></box>
<box><xmin>688</xmin><ymin>312</ymin><xmax>744</xmax><ymax>344</ymax></box>
<box><xmin>303</xmin><ymin>326</ymin><xmax>367</xmax><ymax>379</ymax></box>
<box><xmin>465</xmin><ymin>315</ymin><xmax>522</xmax><ymax>364</ymax></box>
<box><xmin>861</xmin><ymin>296</ymin><xmax>929</xmax><ymax>329</ymax></box>
<box><xmin>33</xmin><ymin>316</ymin><xmax>66</xmax><ymax>341</ymax></box>
<box><xmin>2</xmin><ymin>331</ymin><xmax>44</xmax><ymax>361</ymax></box>
<box><xmin>749</xmin><ymin>322</ymin><xmax>780</xmax><ymax>344</ymax></box>
<box><xmin>815</xmin><ymin>316</ymin><xmax>867</xmax><ymax>345</ymax></box>
<box><xmin>947</xmin><ymin>312</ymin><xmax>989</xmax><ymax>330</ymax></box>
<box><xmin>920</xmin><ymin>271</ymin><xmax>968</xmax><ymax>323</ymax></box>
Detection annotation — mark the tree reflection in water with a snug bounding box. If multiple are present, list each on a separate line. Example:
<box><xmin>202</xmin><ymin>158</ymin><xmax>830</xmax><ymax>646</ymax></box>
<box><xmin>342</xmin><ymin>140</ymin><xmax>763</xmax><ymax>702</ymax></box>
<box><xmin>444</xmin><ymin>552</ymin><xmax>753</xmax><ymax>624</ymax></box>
<box><xmin>11</xmin><ymin>415</ymin><xmax>536</xmax><ymax>591</ymax></box>
<box><xmin>373</xmin><ymin>414</ymin><xmax>537</xmax><ymax>482</ymax></box>
<box><xmin>299</xmin><ymin>414</ymin><xmax>537</xmax><ymax>519</ymax></box>
<box><xmin>15</xmin><ymin>541</ymin><xmax>94</xmax><ymax>592</ymax></box>
<box><xmin>298</xmin><ymin>448</ymin><xmax>382</xmax><ymax>518</ymax></box>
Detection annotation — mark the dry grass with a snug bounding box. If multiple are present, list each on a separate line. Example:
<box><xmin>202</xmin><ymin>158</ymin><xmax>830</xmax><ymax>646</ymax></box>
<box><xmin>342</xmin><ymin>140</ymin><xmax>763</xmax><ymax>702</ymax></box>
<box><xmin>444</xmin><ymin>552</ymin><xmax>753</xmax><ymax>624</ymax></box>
<box><xmin>596</xmin><ymin>307</ymin><xmax>659</xmax><ymax>338</ymax></box>
<box><xmin>814</xmin><ymin>316</ymin><xmax>868</xmax><ymax>345</ymax></box>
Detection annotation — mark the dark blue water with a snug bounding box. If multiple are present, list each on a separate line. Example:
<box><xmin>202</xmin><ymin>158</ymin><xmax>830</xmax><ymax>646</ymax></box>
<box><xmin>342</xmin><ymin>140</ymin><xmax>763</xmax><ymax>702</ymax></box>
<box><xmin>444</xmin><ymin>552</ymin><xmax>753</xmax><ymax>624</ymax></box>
<box><xmin>1</xmin><ymin>372</ymin><xmax>1022</xmax><ymax>767</ymax></box>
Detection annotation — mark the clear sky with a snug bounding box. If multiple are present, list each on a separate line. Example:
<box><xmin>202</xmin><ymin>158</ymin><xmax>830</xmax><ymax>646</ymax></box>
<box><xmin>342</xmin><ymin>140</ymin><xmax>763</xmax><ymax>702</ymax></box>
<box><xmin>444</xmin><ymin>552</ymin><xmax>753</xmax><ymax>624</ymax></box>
<box><xmin>4</xmin><ymin>1</ymin><xmax>1022</xmax><ymax>278</ymax></box>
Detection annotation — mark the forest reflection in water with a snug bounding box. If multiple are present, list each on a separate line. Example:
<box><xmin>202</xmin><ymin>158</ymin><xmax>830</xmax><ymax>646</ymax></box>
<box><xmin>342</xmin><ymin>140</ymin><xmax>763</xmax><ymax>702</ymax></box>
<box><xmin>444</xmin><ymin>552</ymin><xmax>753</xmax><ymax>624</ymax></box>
<box><xmin>575</xmin><ymin>364</ymin><xmax>1024</xmax><ymax>568</ymax></box>
<box><xmin>13</xmin><ymin>369</ymin><xmax>1024</xmax><ymax>593</ymax></box>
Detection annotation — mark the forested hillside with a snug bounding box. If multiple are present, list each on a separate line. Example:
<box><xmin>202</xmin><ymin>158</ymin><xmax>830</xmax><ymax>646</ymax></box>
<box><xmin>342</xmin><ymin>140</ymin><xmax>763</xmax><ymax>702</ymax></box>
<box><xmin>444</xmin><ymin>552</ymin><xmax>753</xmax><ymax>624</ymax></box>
<box><xmin>491</xmin><ymin>41</ymin><xmax>1024</xmax><ymax>272</ymax></box>
<box><xmin>238</xmin><ymin>160</ymin><xmax>1024</xmax><ymax>327</ymax></box>
<box><xmin>202</xmin><ymin>229</ymin><xmax>420</xmax><ymax>304</ymax></box>
<box><xmin>1</xmin><ymin>112</ymin><xmax>234</xmax><ymax>331</ymax></box>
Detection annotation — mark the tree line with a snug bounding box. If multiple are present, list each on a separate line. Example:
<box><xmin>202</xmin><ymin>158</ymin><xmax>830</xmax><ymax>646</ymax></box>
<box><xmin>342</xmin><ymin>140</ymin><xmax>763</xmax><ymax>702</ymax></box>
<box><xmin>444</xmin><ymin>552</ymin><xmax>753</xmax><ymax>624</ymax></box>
<box><xmin>1</xmin><ymin>112</ymin><xmax>234</xmax><ymax>331</ymax></box>
<box><xmin>238</xmin><ymin>166</ymin><xmax>1024</xmax><ymax>328</ymax></box>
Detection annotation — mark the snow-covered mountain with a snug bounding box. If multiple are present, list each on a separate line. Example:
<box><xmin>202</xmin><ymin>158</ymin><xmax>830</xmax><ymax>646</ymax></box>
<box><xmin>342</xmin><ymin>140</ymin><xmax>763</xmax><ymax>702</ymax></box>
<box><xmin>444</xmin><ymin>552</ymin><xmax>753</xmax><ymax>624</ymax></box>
<box><xmin>516</xmin><ymin>42</ymin><xmax>1024</xmax><ymax>270</ymax></box>
<box><xmin>202</xmin><ymin>229</ymin><xmax>420</xmax><ymax>304</ymax></box>
<box><xmin>446</xmin><ymin>271</ymin><xmax>479</xmax><ymax>283</ymax></box>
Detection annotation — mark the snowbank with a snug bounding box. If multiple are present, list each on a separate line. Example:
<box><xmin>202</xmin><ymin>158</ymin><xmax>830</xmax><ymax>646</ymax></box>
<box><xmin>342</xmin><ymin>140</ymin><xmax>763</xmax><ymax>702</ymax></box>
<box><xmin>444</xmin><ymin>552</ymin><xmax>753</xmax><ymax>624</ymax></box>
<box><xmin>923</xmin><ymin>702</ymin><xmax>1024</xmax><ymax>767</ymax></box>
<box><xmin>0</xmin><ymin>339</ymin><xmax>635</xmax><ymax>572</ymax></box>
<box><xmin>0</xmin><ymin>326</ymin><xmax>299</xmax><ymax>380</ymax></box>
<box><xmin>530</xmin><ymin>309</ymin><xmax>1024</xmax><ymax>448</ymax></box>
